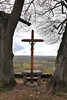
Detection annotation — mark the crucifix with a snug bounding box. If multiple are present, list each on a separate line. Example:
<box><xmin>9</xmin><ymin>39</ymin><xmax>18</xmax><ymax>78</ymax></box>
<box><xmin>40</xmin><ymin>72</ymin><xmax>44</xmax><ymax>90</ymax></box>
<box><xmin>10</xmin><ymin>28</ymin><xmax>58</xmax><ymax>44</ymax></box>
<box><xmin>21</xmin><ymin>30</ymin><xmax>44</xmax><ymax>83</ymax></box>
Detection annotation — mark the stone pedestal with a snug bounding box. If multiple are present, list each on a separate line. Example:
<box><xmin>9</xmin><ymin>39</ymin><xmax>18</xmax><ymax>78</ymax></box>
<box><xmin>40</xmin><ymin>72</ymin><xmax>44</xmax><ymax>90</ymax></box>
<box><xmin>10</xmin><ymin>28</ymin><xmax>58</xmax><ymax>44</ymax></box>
<box><xmin>37</xmin><ymin>76</ymin><xmax>41</xmax><ymax>85</ymax></box>
<box><xmin>23</xmin><ymin>76</ymin><xmax>27</xmax><ymax>85</ymax></box>
<box><xmin>22</xmin><ymin>70</ymin><xmax>42</xmax><ymax>85</ymax></box>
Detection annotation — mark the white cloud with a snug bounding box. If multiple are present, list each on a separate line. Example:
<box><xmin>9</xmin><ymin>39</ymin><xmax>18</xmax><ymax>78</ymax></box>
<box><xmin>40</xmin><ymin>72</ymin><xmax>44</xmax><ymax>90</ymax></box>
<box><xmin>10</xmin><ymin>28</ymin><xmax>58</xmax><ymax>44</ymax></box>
<box><xmin>13</xmin><ymin>42</ymin><xmax>25</xmax><ymax>52</ymax></box>
<box><xmin>13</xmin><ymin>30</ymin><xmax>60</xmax><ymax>56</ymax></box>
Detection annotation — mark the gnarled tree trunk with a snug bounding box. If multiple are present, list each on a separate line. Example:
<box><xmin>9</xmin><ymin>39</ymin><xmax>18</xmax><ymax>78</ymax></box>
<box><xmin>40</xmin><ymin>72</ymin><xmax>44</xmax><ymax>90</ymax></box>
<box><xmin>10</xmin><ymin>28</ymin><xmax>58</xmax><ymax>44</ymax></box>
<box><xmin>0</xmin><ymin>0</ymin><xmax>24</xmax><ymax>86</ymax></box>
<box><xmin>48</xmin><ymin>22</ymin><xmax>67</xmax><ymax>89</ymax></box>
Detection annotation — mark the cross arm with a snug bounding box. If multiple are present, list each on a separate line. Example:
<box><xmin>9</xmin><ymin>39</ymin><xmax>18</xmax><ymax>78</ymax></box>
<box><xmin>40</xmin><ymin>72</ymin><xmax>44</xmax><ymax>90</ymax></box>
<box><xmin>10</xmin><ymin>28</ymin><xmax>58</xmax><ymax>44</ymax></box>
<box><xmin>33</xmin><ymin>39</ymin><xmax>44</xmax><ymax>42</ymax></box>
<box><xmin>21</xmin><ymin>39</ymin><xmax>33</xmax><ymax>42</ymax></box>
<box><xmin>21</xmin><ymin>39</ymin><xmax>44</xmax><ymax>42</ymax></box>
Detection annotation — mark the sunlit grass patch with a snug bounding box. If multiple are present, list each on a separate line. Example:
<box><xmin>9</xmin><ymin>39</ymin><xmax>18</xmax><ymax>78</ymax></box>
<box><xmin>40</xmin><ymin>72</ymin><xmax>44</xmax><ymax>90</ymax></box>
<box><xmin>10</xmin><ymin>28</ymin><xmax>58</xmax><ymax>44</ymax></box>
<box><xmin>42</xmin><ymin>67</ymin><xmax>54</xmax><ymax>74</ymax></box>
<box><xmin>23</xmin><ymin>63</ymin><xmax>30</xmax><ymax>70</ymax></box>
<box><xmin>14</xmin><ymin>63</ymin><xmax>22</xmax><ymax>69</ymax></box>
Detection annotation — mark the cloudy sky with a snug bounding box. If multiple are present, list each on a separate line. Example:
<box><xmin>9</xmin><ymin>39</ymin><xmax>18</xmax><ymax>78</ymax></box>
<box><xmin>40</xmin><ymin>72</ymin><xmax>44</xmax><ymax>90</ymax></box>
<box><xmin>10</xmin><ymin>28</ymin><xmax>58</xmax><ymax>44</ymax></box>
<box><xmin>8</xmin><ymin>0</ymin><xmax>62</xmax><ymax>57</ymax></box>
<box><xmin>13</xmin><ymin>29</ymin><xmax>60</xmax><ymax>56</ymax></box>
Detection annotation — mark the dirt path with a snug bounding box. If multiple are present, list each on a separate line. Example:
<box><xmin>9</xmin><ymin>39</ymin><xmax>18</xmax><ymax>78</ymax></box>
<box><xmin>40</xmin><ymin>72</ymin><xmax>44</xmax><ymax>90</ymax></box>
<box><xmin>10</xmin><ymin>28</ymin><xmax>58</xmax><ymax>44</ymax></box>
<box><xmin>0</xmin><ymin>78</ymin><xmax>67</xmax><ymax>100</ymax></box>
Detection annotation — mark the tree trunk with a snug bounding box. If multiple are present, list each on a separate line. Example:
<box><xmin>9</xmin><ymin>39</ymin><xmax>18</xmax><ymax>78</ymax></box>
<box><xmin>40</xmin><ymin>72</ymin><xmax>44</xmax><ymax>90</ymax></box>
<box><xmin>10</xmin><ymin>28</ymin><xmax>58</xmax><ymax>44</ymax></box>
<box><xmin>0</xmin><ymin>0</ymin><xmax>24</xmax><ymax>86</ymax></box>
<box><xmin>0</xmin><ymin>22</ymin><xmax>3</xmax><ymax>80</ymax></box>
<box><xmin>48</xmin><ymin>22</ymin><xmax>67</xmax><ymax>89</ymax></box>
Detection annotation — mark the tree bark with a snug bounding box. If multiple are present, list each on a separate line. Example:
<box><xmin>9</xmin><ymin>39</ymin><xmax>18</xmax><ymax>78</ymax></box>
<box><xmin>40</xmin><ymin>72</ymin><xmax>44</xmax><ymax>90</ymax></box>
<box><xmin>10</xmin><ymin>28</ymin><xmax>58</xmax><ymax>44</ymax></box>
<box><xmin>48</xmin><ymin>22</ymin><xmax>67</xmax><ymax>89</ymax></box>
<box><xmin>0</xmin><ymin>22</ymin><xmax>3</xmax><ymax>80</ymax></box>
<box><xmin>0</xmin><ymin>0</ymin><xmax>25</xmax><ymax>86</ymax></box>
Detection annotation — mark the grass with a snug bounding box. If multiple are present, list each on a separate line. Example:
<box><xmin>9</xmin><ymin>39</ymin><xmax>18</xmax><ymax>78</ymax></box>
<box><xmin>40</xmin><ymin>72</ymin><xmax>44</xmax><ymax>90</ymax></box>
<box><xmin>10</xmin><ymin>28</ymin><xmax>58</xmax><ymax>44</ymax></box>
<box><xmin>39</xmin><ymin>61</ymin><xmax>55</xmax><ymax>67</ymax></box>
<box><xmin>23</xmin><ymin>63</ymin><xmax>30</xmax><ymax>70</ymax></box>
<box><xmin>13</xmin><ymin>57</ymin><xmax>55</xmax><ymax>74</ymax></box>
<box><xmin>49</xmin><ymin>87</ymin><xmax>67</xmax><ymax>98</ymax></box>
<box><xmin>61</xmin><ymin>87</ymin><xmax>67</xmax><ymax>93</ymax></box>
<box><xmin>14</xmin><ymin>63</ymin><xmax>22</xmax><ymax>69</ymax></box>
<box><xmin>0</xmin><ymin>84</ymin><xmax>13</xmax><ymax>92</ymax></box>
<box><xmin>0</xmin><ymin>87</ymin><xmax>12</xmax><ymax>92</ymax></box>
<box><xmin>14</xmin><ymin>62</ymin><xmax>55</xmax><ymax>74</ymax></box>
<box><xmin>42</xmin><ymin>67</ymin><xmax>54</xmax><ymax>74</ymax></box>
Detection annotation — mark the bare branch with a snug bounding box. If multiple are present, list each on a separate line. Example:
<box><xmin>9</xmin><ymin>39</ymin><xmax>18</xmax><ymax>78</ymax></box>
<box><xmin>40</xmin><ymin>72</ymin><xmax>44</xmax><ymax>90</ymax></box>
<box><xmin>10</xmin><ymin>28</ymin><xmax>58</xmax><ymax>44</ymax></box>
<box><xmin>19</xmin><ymin>18</ymin><xmax>31</xmax><ymax>26</ymax></box>
<box><xmin>41</xmin><ymin>2</ymin><xmax>61</xmax><ymax>16</ymax></box>
<box><xmin>61</xmin><ymin>1</ymin><xmax>67</xmax><ymax>8</ymax></box>
<box><xmin>53</xmin><ymin>19</ymin><xmax>67</xmax><ymax>30</ymax></box>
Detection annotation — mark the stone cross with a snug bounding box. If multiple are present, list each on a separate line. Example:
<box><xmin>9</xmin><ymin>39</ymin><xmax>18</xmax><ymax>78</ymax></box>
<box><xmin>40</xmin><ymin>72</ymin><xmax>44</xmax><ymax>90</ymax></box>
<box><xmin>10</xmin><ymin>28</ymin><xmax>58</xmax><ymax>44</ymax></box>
<box><xmin>21</xmin><ymin>30</ymin><xmax>44</xmax><ymax>83</ymax></box>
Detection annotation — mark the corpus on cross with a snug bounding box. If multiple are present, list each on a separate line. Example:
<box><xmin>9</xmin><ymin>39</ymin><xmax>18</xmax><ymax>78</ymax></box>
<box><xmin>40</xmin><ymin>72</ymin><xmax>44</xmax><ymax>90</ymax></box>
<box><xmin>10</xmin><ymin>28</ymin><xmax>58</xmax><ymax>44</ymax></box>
<box><xmin>21</xmin><ymin>30</ymin><xmax>44</xmax><ymax>83</ymax></box>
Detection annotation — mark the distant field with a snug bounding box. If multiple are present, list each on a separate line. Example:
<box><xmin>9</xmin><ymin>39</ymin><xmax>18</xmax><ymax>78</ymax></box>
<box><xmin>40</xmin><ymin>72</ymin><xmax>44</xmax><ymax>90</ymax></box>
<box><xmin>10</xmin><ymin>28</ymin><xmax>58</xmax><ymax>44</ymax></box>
<box><xmin>13</xmin><ymin>56</ymin><xmax>56</xmax><ymax>74</ymax></box>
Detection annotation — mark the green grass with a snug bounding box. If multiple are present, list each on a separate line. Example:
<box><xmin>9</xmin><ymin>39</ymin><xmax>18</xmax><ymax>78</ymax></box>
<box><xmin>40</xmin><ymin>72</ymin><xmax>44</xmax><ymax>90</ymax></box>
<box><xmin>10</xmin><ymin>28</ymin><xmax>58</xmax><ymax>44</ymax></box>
<box><xmin>14</xmin><ymin>63</ymin><xmax>22</xmax><ymax>69</ymax></box>
<box><xmin>43</xmin><ymin>61</ymin><xmax>55</xmax><ymax>67</ymax></box>
<box><xmin>14</xmin><ymin>62</ymin><xmax>55</xmax><ymax>74</ymax></box>
<box><xmin>42</xmin><ymin>67</ymin><xmax>54</xmax><ymax>74</ymax></box>
<box><xmin>59</xmin><ymin>87</ymin><xmax>67</xmax><ymax>93</ymax></box>
<box><xmin>14</xmin><ymin>59</ymin><xmax>55</xmax><ymax>74</ymax></box>
<box><xmin>23</xmin><ymin>63</ymin><xmax>30</xmax><ymax>70</ymax></box>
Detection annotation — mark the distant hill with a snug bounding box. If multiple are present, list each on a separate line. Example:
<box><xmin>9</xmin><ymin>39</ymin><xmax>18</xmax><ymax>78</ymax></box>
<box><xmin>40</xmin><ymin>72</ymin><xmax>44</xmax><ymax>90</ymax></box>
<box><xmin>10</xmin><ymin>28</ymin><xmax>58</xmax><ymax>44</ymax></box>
<box><xmin>13</xmin><ymin>56</ymin><xmax>56</xmax><ymax>63</ymax></box>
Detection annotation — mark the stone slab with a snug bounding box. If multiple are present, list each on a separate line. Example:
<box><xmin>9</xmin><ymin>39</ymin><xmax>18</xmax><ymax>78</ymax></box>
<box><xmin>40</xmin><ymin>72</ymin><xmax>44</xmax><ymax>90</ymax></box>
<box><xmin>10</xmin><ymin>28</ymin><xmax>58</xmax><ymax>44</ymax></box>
<box><xmin>22</xmin><ymin>70</ymin><xmax>42</xmax><ymax>76</ymax></box>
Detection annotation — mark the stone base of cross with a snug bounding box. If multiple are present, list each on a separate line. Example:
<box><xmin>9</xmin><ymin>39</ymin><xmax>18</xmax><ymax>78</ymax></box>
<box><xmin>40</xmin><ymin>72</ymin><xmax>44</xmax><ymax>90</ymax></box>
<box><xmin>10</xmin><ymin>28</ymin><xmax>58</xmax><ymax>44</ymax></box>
<box><xmin>22</xmin><ymin>70</ymin><xmax>42</xmax><ymax>85</ymax></box>
<box><xmin>21</xmin><ymin>30</ymin><xmax>44</xmax><ymax>83</ymax></box>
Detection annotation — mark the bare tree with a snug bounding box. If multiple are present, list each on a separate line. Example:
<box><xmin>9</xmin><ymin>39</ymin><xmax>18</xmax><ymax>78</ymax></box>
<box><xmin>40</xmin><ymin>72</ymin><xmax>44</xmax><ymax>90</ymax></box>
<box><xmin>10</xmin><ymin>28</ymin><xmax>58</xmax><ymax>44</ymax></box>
<box><xmin>0</xmin><ymin>0</ymin><xmax>31</xmax><ymax>87</ymax></box>
<box><xmin>0</xmin><ymin>0</ymin><xmax>35</xmax><ymax>87</ymax></box>
<box><xmin>33</xmin><ymin>0</ymin><xmax>67</xmax><ymax>89</ymax></box>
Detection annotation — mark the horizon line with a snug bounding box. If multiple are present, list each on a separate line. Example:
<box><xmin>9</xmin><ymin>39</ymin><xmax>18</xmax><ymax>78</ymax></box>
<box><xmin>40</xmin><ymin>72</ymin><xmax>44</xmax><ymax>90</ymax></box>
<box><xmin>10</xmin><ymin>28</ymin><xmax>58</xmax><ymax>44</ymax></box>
<box><xmin>14</xmin><ymin>55</ymin><xmax>56</xmax><ymax>57</ymax></box>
